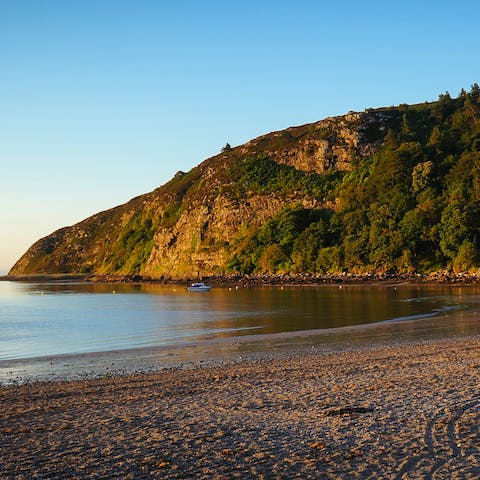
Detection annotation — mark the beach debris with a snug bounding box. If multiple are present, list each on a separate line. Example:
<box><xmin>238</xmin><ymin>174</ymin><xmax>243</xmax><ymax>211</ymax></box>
<box><xmin>324</xmin><ymin>406</ymin><xmax>374</xmax><ymax>416</ymax></box>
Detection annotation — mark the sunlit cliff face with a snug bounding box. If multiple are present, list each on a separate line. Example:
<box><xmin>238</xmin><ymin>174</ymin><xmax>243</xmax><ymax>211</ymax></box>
<box><xmin>12</xmin><ymin>90</ymin><xmax>480</xmax><ymax>277</ymax></box>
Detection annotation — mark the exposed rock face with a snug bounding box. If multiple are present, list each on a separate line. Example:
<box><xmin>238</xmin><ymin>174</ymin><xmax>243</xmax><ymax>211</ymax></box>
<box><xmin>239</xmin><ymin>110</ymin><xmax>393</xmax><ymax>173</ymax></box>
<box><xmin>10</xmin><ymin>108</ymin><xmax>398</xmax><ymax>278</ymax></box>
<box><xmin>142</xmin><ymin>193</ymin><xmax>323</xmax><ymax>278</ymax></box>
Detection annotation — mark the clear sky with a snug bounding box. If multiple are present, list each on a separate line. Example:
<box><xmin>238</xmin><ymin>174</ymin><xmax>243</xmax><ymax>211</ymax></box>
<box><xmin>1</xmin><ymin>0</ymin><xmax>480</xmax><ymax>273</ymax></box>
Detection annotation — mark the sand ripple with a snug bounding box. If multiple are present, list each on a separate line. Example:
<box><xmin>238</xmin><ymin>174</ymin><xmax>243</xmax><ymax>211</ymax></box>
<box><xmin>1</xmin><ymin>336</ymin><xmax>480</xmax><ymax>479</ymax></box>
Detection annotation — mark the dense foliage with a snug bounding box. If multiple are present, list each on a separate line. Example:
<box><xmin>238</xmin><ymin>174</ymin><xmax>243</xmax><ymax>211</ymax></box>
<box><xmin>103</xmin><ymin>214</ymin><xmax>155</xmax><ymax>273</ymax></box>
<box><xmin>227</xmin><ymin>85</ymin><xmax>480</xmax><ymax>274</ymax></box>
<box><xmin>231</xmin><ymin>156</ymin><xmax>342</xmax><ymax>199</ymax></box>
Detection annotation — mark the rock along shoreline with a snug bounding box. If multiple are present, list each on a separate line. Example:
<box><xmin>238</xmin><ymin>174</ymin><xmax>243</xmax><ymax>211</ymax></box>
<box><xmin>3</xmin><ymin>271</ymin><xmax>480</xmax><ymax>286</ymax></box>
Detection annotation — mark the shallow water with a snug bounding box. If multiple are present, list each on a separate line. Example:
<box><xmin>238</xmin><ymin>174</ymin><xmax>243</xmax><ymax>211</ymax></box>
<box><xmin>0</xmin><ymin>281</ymin><xmax>479</xmax><ymax>361</ymax></box>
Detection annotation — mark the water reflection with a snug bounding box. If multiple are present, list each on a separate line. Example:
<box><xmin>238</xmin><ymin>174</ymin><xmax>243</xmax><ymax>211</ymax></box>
<box><xmin>0</xmin><ymin>281</ymin><xmax>480</xmax><ymax>362</ymax></box>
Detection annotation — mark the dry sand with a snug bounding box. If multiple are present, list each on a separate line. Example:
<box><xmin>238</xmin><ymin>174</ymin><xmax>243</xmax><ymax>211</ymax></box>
<box><xmin>1</xmin><ymin>336</ymin><xmax>480</xmax><ymax>479</ymax></box>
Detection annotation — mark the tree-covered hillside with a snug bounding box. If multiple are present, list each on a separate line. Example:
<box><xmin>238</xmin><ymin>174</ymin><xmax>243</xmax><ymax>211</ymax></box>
<box><xmin>227</xmin><ymin>86</ymin><xmax>480</xmax><ymax>274</ymax></box>
<box><xmin>10</xmin><ymin>85</ymin><xmax>480</xmax><ymax>277</ymax></box>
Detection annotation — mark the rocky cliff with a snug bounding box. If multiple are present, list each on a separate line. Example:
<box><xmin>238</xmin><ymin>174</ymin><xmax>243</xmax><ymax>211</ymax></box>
<box><xmin>12</xmin><ymin>109</ymin><xmax>397</xmax><ymax>278</ymax></box>
<box><xmin>18</xmin><ymin>93</ymin><xmax>477</xmax><ymax>278</ymax></box>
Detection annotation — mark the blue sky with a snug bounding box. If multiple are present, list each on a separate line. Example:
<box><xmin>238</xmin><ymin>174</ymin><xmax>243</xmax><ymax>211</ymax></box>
<box><xmin>1</xmin><ymin>0</ymin><xmax>480</xmax><ymax>273</ymax></box>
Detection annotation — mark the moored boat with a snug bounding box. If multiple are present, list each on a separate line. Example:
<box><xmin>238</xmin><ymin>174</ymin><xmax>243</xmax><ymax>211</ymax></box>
<box><xmin>187</xmin><ymin>282</ymin><xmax>212</xmax><ymax>292</ymax></box>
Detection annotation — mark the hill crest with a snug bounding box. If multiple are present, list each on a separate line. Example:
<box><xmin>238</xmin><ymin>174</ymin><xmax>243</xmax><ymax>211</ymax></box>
<box><xmin>10</xmin><ymin>87</ymin><xmax>480</xmax><ymax>277</ymax></box>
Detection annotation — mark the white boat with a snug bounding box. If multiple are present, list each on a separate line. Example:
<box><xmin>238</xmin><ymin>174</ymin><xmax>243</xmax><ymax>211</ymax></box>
<box><xmin>187</xmin><ymin>282</ymin><xmax>212</xmax><ymax>292</ymax></box>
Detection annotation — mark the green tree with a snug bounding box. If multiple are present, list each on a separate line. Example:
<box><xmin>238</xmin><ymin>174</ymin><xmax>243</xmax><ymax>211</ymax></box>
<box><xmin>412</xmin><ymin>161</ymin><xmax>433</xmax><ymax>192</ymax></box>
<box><xmin>257</xmin><ymin>244</ymin><xmax>288</xmax><ymax>273</ymax></box>
<box><xmin>453</xmin><ymin>240</ymin><xmax>479</xmax><ymax>273</ymax></box>
<box><xmin>316</xmin><ymin>246</ymin><xmax>343</xmax><ymax>273</ymax></box>
<box><xmin>439</xmin><ymin>202</ymin><xmax>468</xmax><ymax>262</ymax></box>
<box><xmin>291</xmin><ymin>220</ymin><xmax>331</xmax><ymax>271</ymax></box>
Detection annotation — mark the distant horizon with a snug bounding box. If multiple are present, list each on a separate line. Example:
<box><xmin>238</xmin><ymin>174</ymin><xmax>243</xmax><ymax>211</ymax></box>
<box><xmin>2</xmin><ymin>0</ymin><xmax>480</xmax><ymax>271</ymax></box>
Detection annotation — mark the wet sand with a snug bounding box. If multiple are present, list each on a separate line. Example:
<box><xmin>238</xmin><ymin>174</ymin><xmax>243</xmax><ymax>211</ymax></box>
<box><xmin>2</xmin><ymin>309</ymin><xmax>480</xmax><ymax>386</ymax></box>
<box><xmin>2</xmin><ymin>334</ymin><xmax>480</xmax><ymax>479</ymax></box>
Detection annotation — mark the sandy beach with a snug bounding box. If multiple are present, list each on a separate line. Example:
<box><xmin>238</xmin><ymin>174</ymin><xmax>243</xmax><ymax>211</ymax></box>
<box><xmin>1</xmin><ymin>334</ymin><xmax>480</xmax><ymax>479</ymax></box>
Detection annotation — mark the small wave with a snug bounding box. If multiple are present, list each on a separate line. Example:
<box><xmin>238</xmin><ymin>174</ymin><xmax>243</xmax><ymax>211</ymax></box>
<box><xmin>384</xmin><ymin>304</ymin><xmax>468</xmax><ymax>324</ymax></box>
<box><xmin>400</xmin><ymin>296</ymin><xmax>451</xmax><ymax>303</ymax></box>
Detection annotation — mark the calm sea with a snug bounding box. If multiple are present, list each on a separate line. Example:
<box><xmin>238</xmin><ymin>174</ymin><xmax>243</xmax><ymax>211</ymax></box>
<box><xmin>1</xmin><ymin>281</ymin><xmax>479</xmax><ymax>361</ymax></box>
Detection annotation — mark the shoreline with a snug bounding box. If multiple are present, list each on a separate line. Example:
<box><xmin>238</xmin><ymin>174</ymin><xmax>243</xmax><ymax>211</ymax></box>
<box><xmin>2</xmin><ymin>306</ymin><xmax>480</xmax><ymax>386</ymax></box>
<box><xmin>3</xmin><ymin>278</ymin><xmax>480</xmax><ymax>387</ymax></box>
<box><xmin>4</xmin><ymin>271</ymin><xmax>480</xmax><ymax>286</ymax></box>
<box><xmin>2</xmin><ymin>334</ymin><xmax>480</xmax><ymax>478</ymax></box>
